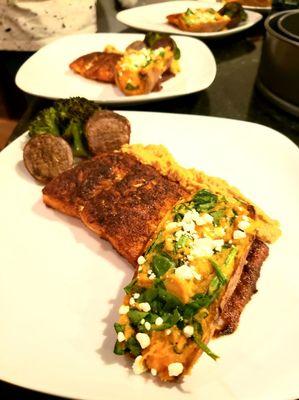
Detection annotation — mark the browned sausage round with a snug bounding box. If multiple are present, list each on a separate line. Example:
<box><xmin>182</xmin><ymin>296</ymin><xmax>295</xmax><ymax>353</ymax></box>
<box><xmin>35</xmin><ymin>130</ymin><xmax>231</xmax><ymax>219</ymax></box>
<box><xmin>23</xmin><ymin>135</ymin><xmax>73</xmax><ymax>184</ymax></box>
<box><xmin>85</xmin><ymin>110</ymin><xmax>131</xmax><ymax>155</ymax></box>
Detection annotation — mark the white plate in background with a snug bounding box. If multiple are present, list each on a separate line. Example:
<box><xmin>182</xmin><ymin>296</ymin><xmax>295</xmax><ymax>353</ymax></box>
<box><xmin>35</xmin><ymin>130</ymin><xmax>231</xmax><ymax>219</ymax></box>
<box><xmin>15</xmin><ymin>33</ymin><xmax>216</xmax><ymax>104</ymax></box>
<box><xmin>117</xmin><ymin>1</ymin><xmax>263</xmax><ymax>38</ymax></box>
<box><xmin>0</xmin><ymin>112</ymin><xmax>299</xmax><ymax>400</ymax></box>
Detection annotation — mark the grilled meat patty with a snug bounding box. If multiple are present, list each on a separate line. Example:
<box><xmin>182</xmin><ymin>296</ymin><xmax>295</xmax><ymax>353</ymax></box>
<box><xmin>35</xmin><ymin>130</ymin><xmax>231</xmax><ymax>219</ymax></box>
<box><xmin>24</xmin><ymin>135</ymin><xmax>73</xmax><ymax>184</ymax></box>
<box><xmin>85</xmin><ymin>110</ymin><xmax>131</xmax><ymax>155</ymax></box>
<box><xmin>42</xmin><ymin>152</ymin><xmax>139</xmax><ymax>217</ymax></box>
<box><xmin>80</xmin><ymin>161</ymin><xmax>187</xmax><ymax>265</ymax></box>
<box><xmin>215</xmin><ymin>238</ymin><xmax>269</xmax><ymax>336</ymax></box>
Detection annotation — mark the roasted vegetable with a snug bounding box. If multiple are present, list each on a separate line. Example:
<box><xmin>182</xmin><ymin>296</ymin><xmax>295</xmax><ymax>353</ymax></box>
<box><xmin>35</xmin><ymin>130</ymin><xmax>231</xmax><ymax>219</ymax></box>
<box><xmin>218</xmin><ymin>2</ymin><xmax>247</xmax><ymax>29</ymax></box>
<box><xmin>28</xmin><ymin>97</ymin><xmax>100</xmax><ymax>158</ymax></box>
<box><xmin>28</xmin><ymin>107</ymin><xmax>60</xmax><ymax>138</ymax></box>
<box><xmin>115</xmin><ymin>46</ymin><xmax>174</xmax><ymax>96</ymax></box>
<box><xmin>144</xmin><ymin>32</ymin><xmax>181</xmax><ymax>60</ymax></box>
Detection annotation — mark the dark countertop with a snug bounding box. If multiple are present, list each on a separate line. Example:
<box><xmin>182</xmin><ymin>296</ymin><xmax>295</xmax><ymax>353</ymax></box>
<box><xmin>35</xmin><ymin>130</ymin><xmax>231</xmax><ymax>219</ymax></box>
<box><xmin>1</xmin><ymin>1</ymin><xmax>298</xmax><ymax>400</ymax></box>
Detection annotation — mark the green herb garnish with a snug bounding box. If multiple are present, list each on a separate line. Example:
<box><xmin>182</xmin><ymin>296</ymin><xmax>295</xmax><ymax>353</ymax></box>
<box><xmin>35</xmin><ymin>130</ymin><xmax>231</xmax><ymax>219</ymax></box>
<box><xmin>125</xmin><ymin>82</ymin><xmax>139</xmax><ymax>91</ymax></box>
<box><xmin>192</xmin><ymin>189</ymin><xmax>218</xmax><ymax>212</ymax></box>
<box><xmin>151</xmin><ymin>253</ymin><xmax>175</xmax><ymax>277</ymax></box>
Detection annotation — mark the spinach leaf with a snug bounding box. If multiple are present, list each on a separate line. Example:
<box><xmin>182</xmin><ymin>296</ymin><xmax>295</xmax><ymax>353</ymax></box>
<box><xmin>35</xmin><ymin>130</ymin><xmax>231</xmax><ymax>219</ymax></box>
<box><xmin>144</xmin><ymin>231</ymin><xmax>163</xmax><ymax>256</ymax></box>
<box><xmin>151</xmin><ymin>309</ymin><xmax>182</xmax><ymax>331</ymax></box>
<box><xmin>157</xmin><ymin>287</ymin><xmax>183</xmax><ymax>312</ymax></box>
<box><xmin>114</xmin><ymin>323</ymin><xmax>125</xmax><ymax>333</ymax></box>
<box><xmin>224</xmin><ymin>246</ymin><xmax>238</xmax><ymax>268</ymax></box>
<box><xmin>151</xmin><ymin>253</ymin><xmax>175</xmax><ymax>277</ymax></box>
<box><xmin>127</xmin><ymin>310</ymin><xmax>148</xmax><ymax>325</ymax></box>
<box><xmin>209</xmin><ymin>259</ymin><xmax>227</xmax><ymax>286</ymax></box>
<box><xmin>210</xmin><ymin>209</ymin><xmax>225</xmax><ymax>226</ymax></box>
<box><xmin>113</xmin><ymin>340</ymin><xmax>125</xmax><ymax>355</ymax></box>
<box><xmin>183</xmin><ymin>293</ymin><xmax>212</xmax><ymax>319</ymax></box>
<box><xmin>193</xmin><ymin>321</ymin><xmax>219</xmax><ymax>360</ymax></box>
<box><xmin>175</xmin><ymin>234</ymin><xmax>189</xmax><ymax>252</ymax></box>
<box><xmin>124</xmin><ymin>278</ymin><xmax>137</xmax><ymax>295</ymax></box>
<box><xmin>127</xmin><ymin>337</ymin><xmax>142</xmax><ymax>357</ymax></box>
<box><xmin>192</xmin><ymin>189</ymin><xmax>217</xmax><ymax>212</ymax></box>
<box><xmin>138</xmin><ymin>286</ymin><xmax>159</xmax><ymax>303</ymax></box>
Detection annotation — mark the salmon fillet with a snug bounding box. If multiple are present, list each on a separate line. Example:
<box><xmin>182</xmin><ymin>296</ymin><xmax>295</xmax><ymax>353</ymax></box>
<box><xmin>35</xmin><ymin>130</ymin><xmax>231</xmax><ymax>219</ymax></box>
<box><xmin>80</xmin><ymin>161</ymin><xmax>187</xmax><ymax>265</ymax></box>
<box><xmin>42</xmin><ymin>152</ymin><xmax>140</xmax><ymax>218</ymax></box>
<box><xmin>69</xmin><ymin>52</ymin><xmax>122</xmax><ymax>83</ymax></box>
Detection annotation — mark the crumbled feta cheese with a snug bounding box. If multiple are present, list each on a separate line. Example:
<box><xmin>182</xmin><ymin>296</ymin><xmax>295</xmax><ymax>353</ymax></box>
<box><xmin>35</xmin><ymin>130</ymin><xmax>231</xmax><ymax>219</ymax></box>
<box><xmin>148</xmin><ymin>273</ymin><xmax>156</xmax><ymax>280</ymax></box>
<box><xmin>132</xmin><ymin>355</ymin><xmax>147</xmax><ymax>375</ymax></box>
<box><xmin>151</xmin><ymin>368</ymin><xmax>157</xmax><ymax>376</ymax></box>
<box><xmin>140</xmin><ymin>318</ymin><xmax>145</xmax><ymax>325</ymax></box>
<box><xmin>168</xmin><ymin>362</ymin><xmax>184</xmax><ymax>377</ymax></box>
<box><xmin>165</xmin><ymin>221</ymin><xmax>181</xmax><ymax>232</ymax></box>
<box><xmin>129</xmin><ymin>297</ymin><xmax>135</xmax><ymax>306</ymax></box>
<box><xmin>214</xmin><ymin>239</ymin><xmax>224</xmax><ymax>252</ymax></box>
<box><xmin>233</xmin><ymin>230</ymin><xmax>246</xmax><ymax>239</ymax></box>
<box><xmin>165</xmin><ymin>329</ymin><xmax>171</xmax><ymax>335</ymax></box>
<box><xmin>138</xmin><ymin>266</ymin><xmax>143</xmax><ymax>272</ymax></box>
<box><xmin>133</xmin><ymin>293</ymin><xmax>140</xmax><ymax>299</ymax></box>
<box><xmin>175</xmin><ymin>229</ymin><xmax>184</xmax><ymax>241</ymax></box>
<box><xmin>190</xmin><ymin>237</ymin><xmax>215</xmax><ymax>258</ymax></box>
<box><xmin>229</xmin><ymin>239</ymin><xmax>233</xmax><ymax>244</ymax></box>
<box><xmin>144</xmin><ymin>322</ymin><xmax>151</xmax><ymax>331</ymax></box>
<box><xmin>155</xmin><ymin>317</ymin><xmax>163</xmax><ymax>326</ymax></box>
<box><xmin>238</xmin><ymin>220</ymin><xmax>250</xmax><ymax>231</ymax></box>
<box><xmin>117</xmin><ymin>332</ymin><xmax>126</xmax><ymax>342</ymax></box>
<box><xmin>137</xmin><ymin>256</ymin><xmax>146</xmax><ymax>265</ymax></box>
<box><xmin>242</xmin><ymin>215</ymin><xmax>249</xmax><ymax>221</ymax></box>
<box><xmin>181</xmin><ymin>220</ymin><xmax>196</xmax><ymax>233</ymax></box>
<box><xmin>119</xmin><ymin>305</ymin><xmax>130</xmax><ymax>315</ymax></box>
<box><xmin>136</xmin><ymin>333</ymin><xmax>151</xmax><ymax>349</ymax></box>
<box><xmin>183</xmin><ymin>325</ymin><xmax>194</xmax><ymax>338</ymax></box>
<box><xmin>148</xmin><ymin>269</ymin><xmax>152</xmax><ymax>275</ymax></box>
<box><xmin>175</xmin><ymin>264</ymin><xmax>194</xmax><ymax>280</ymax></box>
<box><xmin>139</xmin><ymin>302</ymin><xmax>151</xmax><ymax>312</ymax></box>
<box><xmin>190</xmin><ymin>267</ymin><xmax>202</xmax><ymax>280</ymax></box>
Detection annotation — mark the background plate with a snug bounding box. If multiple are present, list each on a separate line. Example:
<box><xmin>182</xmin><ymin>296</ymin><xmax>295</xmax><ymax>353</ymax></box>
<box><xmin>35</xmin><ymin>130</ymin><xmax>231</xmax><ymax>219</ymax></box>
<box><xmin>0</xmin><ymin>112</ymin><xmax>299</xmax><ymax>400</ymax></box>
<box><xmin>117</xmin><ymin>1</ymin><xmax>263</xmax><ymax>38</ymax></box>
<box><xmin>15</xmin><ymin>33</ymin><xmax>216</xmax><ymax>104</ymax></box>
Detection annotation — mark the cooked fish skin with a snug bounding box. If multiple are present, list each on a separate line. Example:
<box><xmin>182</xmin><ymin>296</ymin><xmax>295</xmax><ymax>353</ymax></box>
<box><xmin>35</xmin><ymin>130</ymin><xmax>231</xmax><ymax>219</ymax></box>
<box><xmin>42</xmin><ymin>152</ymin><xmax>139</xmax><ymax>218</ymax></box>
<box><xmin>69</xmin><ymin>52</ymin><xmax>122</xmax><ymax>83</ymax></box>
<box><xmin>80</xmin><ymin>162</ymin><xmax>187</xmax><ymax>265</ymax></box>
<box><xmin>215</xmin><ymin>238</ymin><xmax>269</xmax><ymax>336</ymax></box>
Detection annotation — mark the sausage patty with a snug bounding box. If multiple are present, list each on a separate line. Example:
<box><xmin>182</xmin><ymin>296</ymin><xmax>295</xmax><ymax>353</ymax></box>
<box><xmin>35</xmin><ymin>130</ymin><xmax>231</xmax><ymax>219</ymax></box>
<box><xmin>85</xmin><ymin>110</ymin><xmax>131</xmax><ymax>155</ymax></box>
<box><xmin>23</xmin><ymin>135</ymin><xmax>73</xmax><ymax>184</ymax></box>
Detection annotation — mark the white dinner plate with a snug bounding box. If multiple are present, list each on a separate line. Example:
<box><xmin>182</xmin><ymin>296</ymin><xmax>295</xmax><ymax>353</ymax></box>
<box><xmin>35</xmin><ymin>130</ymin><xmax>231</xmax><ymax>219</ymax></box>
<box><xmin>117</xmin><ymin>1</ymin><xmax>263</xmax><ymax>38</ymax></box>
<box><xmin>0</xmin><ymin>112</ymin><xmax>299</xmax><ymax>400</ymax></box>
<box><xmin>15</xmin><ymin>33</ymin><xmax>216</xmax><ymax>104</ymax></box>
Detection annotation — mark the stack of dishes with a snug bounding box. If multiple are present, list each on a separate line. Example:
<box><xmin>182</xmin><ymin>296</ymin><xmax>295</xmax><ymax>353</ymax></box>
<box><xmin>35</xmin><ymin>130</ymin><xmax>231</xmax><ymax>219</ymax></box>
<box><xmin>257</xmin><ymin>10</ymin><xmax>299</xmax><ymax>116</ymax></box>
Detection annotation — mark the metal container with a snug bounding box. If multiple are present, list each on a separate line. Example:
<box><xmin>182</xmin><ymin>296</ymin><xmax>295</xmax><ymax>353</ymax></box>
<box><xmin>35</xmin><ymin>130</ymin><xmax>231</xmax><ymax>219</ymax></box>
<box><xmin>257</xmin><ymin>10</ymin><xmax>299</xmax><ymax>117</ymax></box>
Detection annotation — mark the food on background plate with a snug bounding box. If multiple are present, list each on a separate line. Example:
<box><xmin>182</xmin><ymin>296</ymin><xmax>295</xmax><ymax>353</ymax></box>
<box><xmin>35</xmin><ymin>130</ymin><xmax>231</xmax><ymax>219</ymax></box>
<box><xmin>24</xmin><ymin>98</ymin><xmax>130</xmax><ymax>182</ymax></box>
<box><xmin>69</xmin><ymin>32</ymin><xmax>181</xmax><ymax>96</ymax></box>
<box><xmin>69</xmin><ymin>52</ymin><xmax>122</xmax><ymax>83</ymax></box>
<box><xmin>41</xmin><ymin>135</ymin><xmax>280</xmax><ymax>382</ymax></box>
<box><xmin>167</xmin><ymin>2</ymin><xmax>247</xmax><ymax>32</ymax></box>
<box><xmin>23</xmin><ymin>135</ymin><xmax>73</xmax><ymax>184</ymax></box>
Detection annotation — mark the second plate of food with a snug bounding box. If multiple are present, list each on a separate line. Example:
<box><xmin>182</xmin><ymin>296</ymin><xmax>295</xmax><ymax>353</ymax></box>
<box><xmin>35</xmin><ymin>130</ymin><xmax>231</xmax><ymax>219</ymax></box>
<box><xmin>15</xmin><ymin>32</ymin><xmax>216</xmax><ymax>104</ymax></box>
<box><xmin>117</xmin><ymin>1</ymin><xmax>263</xmax><ymax>38</ymax></box>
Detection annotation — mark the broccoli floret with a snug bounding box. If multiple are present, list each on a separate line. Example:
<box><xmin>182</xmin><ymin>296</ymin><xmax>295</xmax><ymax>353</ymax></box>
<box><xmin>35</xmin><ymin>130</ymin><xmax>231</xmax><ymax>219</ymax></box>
<box><xmin>63</xmin><ymin>119</ymin><xmax>89</xmax><ymax>158</ymax></box>
<box><xmin>28</xmin><ymin>107</ymin><xmax>60</xmax><ymax>137</ymax></box>
<box><xmin>27</xmin><ymin>97</ymin><xmax>99</xmax><ymax>158</ymax></box>
<box><xmin>55</xmin><ymin>97</ymin><xmax>99</xmax><ymax>123</ymax></box>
